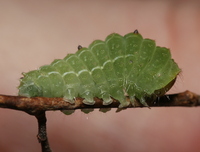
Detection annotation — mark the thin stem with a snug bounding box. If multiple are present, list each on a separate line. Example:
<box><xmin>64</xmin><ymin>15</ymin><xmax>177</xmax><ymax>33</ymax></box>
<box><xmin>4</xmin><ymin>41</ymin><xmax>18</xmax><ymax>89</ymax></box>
<box><xmin>35</xmin><ymin>111</ymin><xmax>52</xmax><ymax>152</ymax></box>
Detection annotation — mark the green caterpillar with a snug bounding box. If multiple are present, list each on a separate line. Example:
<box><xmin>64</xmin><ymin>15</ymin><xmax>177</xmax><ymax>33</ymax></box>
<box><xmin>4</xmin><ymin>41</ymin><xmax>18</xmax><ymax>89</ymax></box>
<box><xmin>18</xmin><ymin>30</ymin><xmax>180</xmax><ymax>109</ymax></box>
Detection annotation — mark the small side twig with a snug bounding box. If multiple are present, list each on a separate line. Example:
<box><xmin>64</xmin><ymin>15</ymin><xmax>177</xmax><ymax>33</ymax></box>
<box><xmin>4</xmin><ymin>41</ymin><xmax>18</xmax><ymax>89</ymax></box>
<box><xmin>35</xmin><ymin>111</ymin><xmax>52</xmax><ymax>152</ymax></box>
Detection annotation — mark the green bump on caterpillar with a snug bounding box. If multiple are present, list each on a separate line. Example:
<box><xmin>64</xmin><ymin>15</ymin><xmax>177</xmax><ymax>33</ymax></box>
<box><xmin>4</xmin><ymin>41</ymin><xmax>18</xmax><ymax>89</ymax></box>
<box><xmin>18</xmin><ymin>30</ymin><xmax>181</xmax><ymax>112</ymax></box>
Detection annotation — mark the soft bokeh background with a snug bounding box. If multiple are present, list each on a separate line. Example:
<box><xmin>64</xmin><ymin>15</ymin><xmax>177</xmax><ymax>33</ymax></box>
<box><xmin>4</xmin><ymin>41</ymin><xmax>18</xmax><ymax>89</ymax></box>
<box><xmin>0</xmin><ymin>0</ymin><xmax>200</xmax><ymax>152</ymax></box>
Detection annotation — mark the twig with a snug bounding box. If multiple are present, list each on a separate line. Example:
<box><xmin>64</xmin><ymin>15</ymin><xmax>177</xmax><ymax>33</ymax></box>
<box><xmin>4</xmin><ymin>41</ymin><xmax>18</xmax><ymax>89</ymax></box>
<box><xmin>0</xmin><ymin>90</ymin><xmax>199</xmax><ymax>114</ymax></box>
<box><xmin>35</xmin><ymin>111</ymin><xmax>52</xmax><ymax>152</ymax></box>
<box><xmin>0</xmin><ymin>90</ymin><xmax>200</xmax><ymax>152</ymax></box>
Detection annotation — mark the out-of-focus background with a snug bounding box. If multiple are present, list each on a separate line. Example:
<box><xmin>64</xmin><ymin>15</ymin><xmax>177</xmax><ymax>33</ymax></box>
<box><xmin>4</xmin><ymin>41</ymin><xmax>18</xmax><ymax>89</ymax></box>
<box><xmin>0</xmin><ymin>1</ymin><xmax>200</xmax><ymax>152</ymax></box>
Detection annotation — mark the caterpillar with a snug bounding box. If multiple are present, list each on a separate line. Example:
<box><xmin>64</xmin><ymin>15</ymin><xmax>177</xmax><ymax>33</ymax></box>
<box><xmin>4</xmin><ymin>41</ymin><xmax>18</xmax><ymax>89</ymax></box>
<box><xmin>18</xmin><ymin>30</ymin><xmax>181</xmax><ymax>111</ymax></box>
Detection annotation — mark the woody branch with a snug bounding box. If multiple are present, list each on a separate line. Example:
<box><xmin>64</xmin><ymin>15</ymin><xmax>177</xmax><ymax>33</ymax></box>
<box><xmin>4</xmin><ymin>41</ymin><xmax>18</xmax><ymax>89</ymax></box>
<box><xmin>0</xmin><ymin>90</ymin><xmax>199</xmax><ymax>115</ymax></box>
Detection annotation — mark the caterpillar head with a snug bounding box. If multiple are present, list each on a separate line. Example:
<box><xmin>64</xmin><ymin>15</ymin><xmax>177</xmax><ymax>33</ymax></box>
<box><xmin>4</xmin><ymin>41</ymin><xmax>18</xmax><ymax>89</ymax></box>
<box><xmin>18</xmin><ymin>71</ymin><xmax>42</xmax><ymax>97</ymax></box>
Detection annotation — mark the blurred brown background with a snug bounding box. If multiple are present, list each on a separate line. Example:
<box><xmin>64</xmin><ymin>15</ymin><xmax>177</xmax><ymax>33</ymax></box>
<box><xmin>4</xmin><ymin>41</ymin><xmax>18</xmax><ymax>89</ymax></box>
<box><xmin>0</xmin><ymin>0</ymin><xmax>200</xmax><ymax>152</ymax></box>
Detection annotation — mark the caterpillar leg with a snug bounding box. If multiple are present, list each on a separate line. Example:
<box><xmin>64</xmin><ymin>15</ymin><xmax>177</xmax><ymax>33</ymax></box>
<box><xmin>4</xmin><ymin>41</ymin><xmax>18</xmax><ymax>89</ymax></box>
<box><xmin>130</xmin><ymin>96</ymin><xmax>149</xmax><ymax>107</ymax></box>
<box><xmin>61</xmin><ymin>110</ymin><xmax>75</xmax><ymax>115</ymax></box>
<box><xmin>63</xmin><ymin>88</ymin><xmax>77</xmax><ymax>104</ymax></box>
<box><xmin>111</xmin><ymin>90</ymin><xmax>130</xmax><ymax>108</ymax></box>
<box><xmin>139</xmin><ymin>97</ymin><xmax>149</xmax><ymax>107</ymax></box>
<box><xmin>81</xmin><ymin>91</ymin><xmax>95</xmax><ymax>105</ymax></box>
<box><xmin>118</xmin><ymin>100</ymin><xmax>130</xmax><ymax>108</ymax></box>
<box><xmin>130</xmin><ymin>96</ymin><xmax>137</xmax><ymax>106</ymax></box>
<box><xmin>81</xmin><ymin>109</ymin><xmax>94</xmax><ymax>114</ymax></box>
<box><xmin>101</xmin><ymin>92</ymin><xmax>113</xmax><ymax>105</ymax></box>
